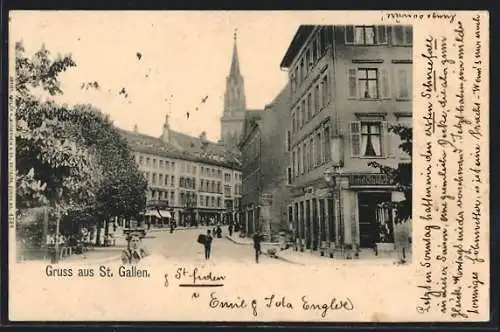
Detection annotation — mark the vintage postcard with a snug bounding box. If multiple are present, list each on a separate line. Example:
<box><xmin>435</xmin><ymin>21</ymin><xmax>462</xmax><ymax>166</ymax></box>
<box><xmin>7</xmin><ymin>10</ymin><xmax>489</xmax><ymax>322</ymax></box>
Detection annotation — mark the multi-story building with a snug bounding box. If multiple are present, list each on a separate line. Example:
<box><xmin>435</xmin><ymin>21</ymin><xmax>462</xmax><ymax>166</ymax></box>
<box><xmin>239</xmin><ymin>84</ymin><xmax>291</xmax><ymax>239</ymax></box>
<box><xmin>280</xmin><ymin>25</ymin><xmax>412</xmax><ymax>257</ymax></box>
<box><xmin>119</xmin><ymin>115</ymin><xmax>242</xmax><ymax>227</ymax></box>
<box><xmin>220</xmin><ymin>31</ymin><xmax>262</xmax><ymax>151</ymax></box>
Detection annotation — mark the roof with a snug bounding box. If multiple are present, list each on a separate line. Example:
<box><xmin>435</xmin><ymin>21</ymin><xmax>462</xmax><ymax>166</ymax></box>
<box><xmin>280</xmin><ymin>25</ymin><xmax>315</xmax><ymax>69</ymax></box>
<box><xmin>118</xmin><ymin>128</ymin><xmax>242</xmax><ymax>170</ymax></box>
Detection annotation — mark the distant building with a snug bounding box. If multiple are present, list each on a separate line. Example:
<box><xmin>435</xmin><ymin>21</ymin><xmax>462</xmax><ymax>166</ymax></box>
<box><xmin>220</xmin><ymin>31</ymin><xmax>262</xmax><ymax>150</ymax></box>
<box><xmin>280</xmin><ymin>25</ymin><xmax>412</xmax><ymax>257</ymax></box>
<box><xmin>239</xmin><ymin>85</ymin><xmax>291</xmax><ymax>239</ymax></box>
<box><xmin>119</xmin><ymin>115</ymin><xmax>242</xmax><ymax>227</ymax></box>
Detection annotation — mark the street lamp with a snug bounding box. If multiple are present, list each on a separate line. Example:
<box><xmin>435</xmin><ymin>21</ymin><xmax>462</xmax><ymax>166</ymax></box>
<box><xmin>323</xmin><ymin>166</ymin><xmax>344</xmax><ymax>255</ymax></box>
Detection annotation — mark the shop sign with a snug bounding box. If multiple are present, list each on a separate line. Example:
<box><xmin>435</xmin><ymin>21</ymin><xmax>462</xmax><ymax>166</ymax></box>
<box><xmin>349</xmin><ymin>174</ymin><xmax>391</xmax><ymax>186</ymax></box>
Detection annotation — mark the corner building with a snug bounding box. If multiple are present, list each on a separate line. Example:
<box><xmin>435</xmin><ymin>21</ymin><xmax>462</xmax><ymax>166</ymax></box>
<box><xmin>280</xmin><ymin>25</ymin><xmax>412</xmax><ymax>257</ymax></box>
<box><xmin>119</xmin><ymin>116</ymin><xmax>242</xmax><ymax>227</ymax></box>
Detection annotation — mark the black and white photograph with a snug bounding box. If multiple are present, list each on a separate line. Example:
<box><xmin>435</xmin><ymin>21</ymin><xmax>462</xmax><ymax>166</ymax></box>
<box><xmin>7</xmin><ymin>11</ymin><xmax>489</xmax><ymax>322</ymax></box>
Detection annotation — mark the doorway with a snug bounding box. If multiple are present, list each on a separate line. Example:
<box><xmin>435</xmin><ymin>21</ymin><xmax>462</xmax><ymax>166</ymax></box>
<box><xmin>358</xmin><ymin>192</ymin><xmax>391</xmax><ymax>248</ymax></box>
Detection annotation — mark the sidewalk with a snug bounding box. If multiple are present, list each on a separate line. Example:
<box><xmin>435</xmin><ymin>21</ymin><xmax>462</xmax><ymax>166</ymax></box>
<box><xmin>62</xmin><ymin>246</ymin><xmax>124</xmax><ymax>264</ymax></box>
<box><xmin>148</xmin><ymin>226</ymin><xmax>201</xmax><ymax>232</ymax></box>
<box><xmin>224</xmin><ymin>235</ymin><xmax>410</xmax><ymax>266</ymax></box>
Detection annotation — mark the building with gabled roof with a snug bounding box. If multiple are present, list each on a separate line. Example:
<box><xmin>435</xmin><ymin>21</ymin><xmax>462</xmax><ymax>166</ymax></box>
<box><xmin>119</xmin><ymin>115</ymin><xmax>242</xmax><ymax>227</ymax></box>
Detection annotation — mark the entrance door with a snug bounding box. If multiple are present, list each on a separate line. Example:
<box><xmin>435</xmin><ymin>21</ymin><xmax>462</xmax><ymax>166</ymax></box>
<box><xmin>358</xmin><ymin>192</ymin><xmax>391</xmax><ymax>248</ymax></box>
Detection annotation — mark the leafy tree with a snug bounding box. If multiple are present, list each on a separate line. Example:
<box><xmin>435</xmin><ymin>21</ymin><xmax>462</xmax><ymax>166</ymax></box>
<box><xmin>368</xmin><ymin>124</ymin><xmax>412</xmax><ymax>224</ymax></box>
<box><xmin>15</xmin><ymin>41</ymin><xmax>98</xmax><ymax>217</ymax></box>
<box><xmin>15</xmin><ymin>42</ymin><xmax>147</xmax><ymax>247</ymax></box>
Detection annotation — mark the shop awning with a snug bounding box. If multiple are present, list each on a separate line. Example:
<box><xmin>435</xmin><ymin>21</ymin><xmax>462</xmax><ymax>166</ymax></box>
<box><xmin>157</xmin><ymin>210</ymin><xmax>172</xmax><ymax>218</ymax></box>
<box><xmin>144</xmin><ymin>210</ymin><xmax>172</xmax><ymax>218</ymax></box>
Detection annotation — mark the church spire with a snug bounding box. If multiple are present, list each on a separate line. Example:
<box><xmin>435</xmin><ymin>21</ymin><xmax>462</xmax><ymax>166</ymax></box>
<box><xmin>229</xmin><ymin>29</ymin><xmax>241</xmax><ymax>79</ymax></box>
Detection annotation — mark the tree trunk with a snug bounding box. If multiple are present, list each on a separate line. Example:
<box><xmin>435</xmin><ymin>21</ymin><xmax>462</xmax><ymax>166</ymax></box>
<box><xmin>95</xmin><ymin>220</ymin><xmax>102</xmax><ymax>246</ymax></box>
<box><xmin>104</xmin><ymin>218</ymin><xmax>109</xmax><ymax>237</ymax></box>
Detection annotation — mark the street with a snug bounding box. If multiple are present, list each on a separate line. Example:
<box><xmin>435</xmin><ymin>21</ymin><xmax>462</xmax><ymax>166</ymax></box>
<box><xmin>142</xmin><ymin>226</ymin><xmax>286</xmax><ymax>265</ymax></box>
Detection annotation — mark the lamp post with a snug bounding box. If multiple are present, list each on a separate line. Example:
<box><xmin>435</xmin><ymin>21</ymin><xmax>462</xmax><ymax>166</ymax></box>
<box><xmin>323</xmin><ymin>167</ymin><xmax>344</xmax><ymax>251</ymax></box>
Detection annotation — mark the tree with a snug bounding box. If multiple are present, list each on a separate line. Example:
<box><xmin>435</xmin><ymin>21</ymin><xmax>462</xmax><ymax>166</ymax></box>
<box><xmin>71</xmin><ymin>104</ymin><xmax>147</xmax><ymax>243</ymax></box>
<box><xmin>15</xmin><ymin>42</ymin><xmax>147</xmax><ymax>248</ymax></box>
<box><xmin>15</xmin><ymin>41</ymin><xmax>99</xmax><ymax>217</ymax></box>
<box><xmin>368</xmin><ymin>124</ymin><xmax>412</xmax><ymax>224</ymax></box>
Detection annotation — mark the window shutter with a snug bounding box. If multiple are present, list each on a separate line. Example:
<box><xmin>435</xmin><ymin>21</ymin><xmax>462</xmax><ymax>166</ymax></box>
<box><xmin>396</xmin><ymin>69</ymin><xmax>408</xmax><ymax>99</ymax></box>
<box><xmin>381</xmin><ymin>121</ymin><xmax>392</xmax><ymax>158</ymax></box>
<box><xmin>350</xmin><ymin>121</ymin><xmax>361</xmax><ymax>157</ymax></box>
<box><xmin>376</xmin><ymin>26</ymin><xmax>387</xmax><ymax>44</ymax></box>
<box><xmin>348</xmin><ymin>68</ymin><xmax>357</xmax><ymax>98</ymax></box>
<box><xmin>380</xmin><ymin>68</ymin><xmax>390</xmax><ymax>99</ymax></box>
<box><xmin>345</xmin><ymin>26</ymin><xmax>354</xmax><ymax>44</ymax></box>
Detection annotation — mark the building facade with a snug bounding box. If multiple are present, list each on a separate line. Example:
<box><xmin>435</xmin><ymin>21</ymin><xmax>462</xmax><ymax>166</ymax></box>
<box><xmin>239</xmin><ymin>85</ymin><xmax>292</xmax><ymax>239</ymax></box>
<box><xmin>120</xmin><ymin>116</ymin><xmax>242</xmax><ymax>227</ymax></box>
<box><xmin>280</xmin><ymin>25</ymin><xmax>412</xmax><ymax>257</ymax></box>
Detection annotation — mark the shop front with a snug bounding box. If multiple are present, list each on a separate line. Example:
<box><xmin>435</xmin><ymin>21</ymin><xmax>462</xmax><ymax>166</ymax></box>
<box><xmin>290</xmin><ymin>172</ymin><xmax>409</xmax><ymax>259</ymax></box>
<box><xmin>342</xmin><ymin>173</ymin><xmax>408</xmax><ymax>258</ymax></box>
<box><xmin>197</xmin><ymin>208</ymin><xmax>224</xmax><ymax>226</ymax></box>
<box><xmin>144</xmin><ymin>208</ymin><xmax>172</xmax><ymax>228</ymax></box>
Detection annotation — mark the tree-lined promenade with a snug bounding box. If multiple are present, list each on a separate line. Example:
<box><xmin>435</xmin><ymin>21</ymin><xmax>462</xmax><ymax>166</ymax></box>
<box><xmin>15</xmin><ymin>42</ymin><xmax>147</xmax><ymax>255</ymax></box>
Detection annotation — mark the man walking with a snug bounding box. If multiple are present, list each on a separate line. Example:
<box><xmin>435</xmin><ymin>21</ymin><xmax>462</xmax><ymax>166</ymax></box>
<box><xmin>253</xmin><ymin>232</ymin><xmax>262</xmax><ymax>263</ymax></box>
<box><xmin>204</xmin><ymin>229</ymin><xmax>213</xmax><ymax>260</ymax></box>
<box><xmin>228</xmin><ymin>223</ymin><xmax>233</xmax><ymax>237</ymax></box>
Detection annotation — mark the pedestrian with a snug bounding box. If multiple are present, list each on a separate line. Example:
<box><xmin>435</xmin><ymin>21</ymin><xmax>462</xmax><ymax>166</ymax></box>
<box><xmin>204</xmin><ymin>229</ymin><xmax>213</xmax><ymax>260</ymax></box>
<box><xmin>170</xmin><ymin>219</ymin><xmax>175</xmax><ymax>234</ymax></box>
<box><xmin>216</xmin><ymin>225</ymin><xmax>222</xmax><ymax>238</ymax></box>
<box><xmin>228</xmin><ymin>223</ymin><xmax>233</xmax><ymax>237</ymax></box>
<box><xmin>121</xmin><ymin>233</ymin><xmax>149</xmax><ymax>265</ymax></box>
<box><xmin>253</xmin><ymin>232</ymin><xmax>262</xmax><ymax>263</ymax></box>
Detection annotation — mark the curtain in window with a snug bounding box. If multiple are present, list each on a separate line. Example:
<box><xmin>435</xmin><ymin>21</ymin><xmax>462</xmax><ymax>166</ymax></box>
<box><xmin>354</xmin><ymin>27</ymin><xmax>364</xmax><ymax>44</ymax></box>
<box><xmin>362</xmin><ymin>124</ymin><xmax>381</xmax><ymax>156</ymax></box>
<box><xmin>365</xmin><ymin>27</ymin><xmax>375</xmax><ymax>44</ymax></box>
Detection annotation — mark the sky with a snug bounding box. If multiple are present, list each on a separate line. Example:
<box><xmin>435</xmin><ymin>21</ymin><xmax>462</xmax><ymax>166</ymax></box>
<box><xmin>9</xmin><ymin>11</ymin><xmax>309</xmax><ymax>142</ymax></box>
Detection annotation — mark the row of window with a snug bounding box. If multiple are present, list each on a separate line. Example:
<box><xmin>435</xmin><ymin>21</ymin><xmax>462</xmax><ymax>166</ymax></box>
<box><xmin>178</xmin><ymin>191</ymin><xmax>223</xmax><ymax>209</ymax></box>
<box><xmin>224</xmin><ymin>184</ymin><xmax>242</xmax><ymax>197</ymax></box>
<box><xmin>181</xmin><ymin>162</ymin><xmax>197</xmax><ymax>175</ymax></box>
<box><xmin>138</xmin><ymin>156</ymin><xmax>176</xmax><ymax>171</ymax></box>
<box><xmin>291</xmin><ymin>71</ymin><xmax>331</xmax><ymax>134</ymax></box>
<box><xmin>348</xmin><ymin>66</ymin><xmax>411</xmax><ymax>100</ymax></box>
<box><xmin>137</xmin><ymin>154</ymin><xmax>241</xmax><ymax>181</ymax></box>
<box><xmin>200</xmin><ymin>180</ymin><xmax>222</xmax><ymax>194</ymax></box>
<box><xmin>146</xmin><ymin>173</ymin><xmax>175</xmax><ymax>188</ymax></box>
<box><xmin>289</xmin><ymin>26</ymin><xmax>333</xmax><ymax>94</ymax></box>
<box><xmin>345</xmin><ymin>25</ymin><xmax>412</xmax><ymax>46</ymax></box>
<box><xmin>350</xmin><ymin>119</ymin><xmax>411</xmax><ymax>158</ymax></box>
<box><xmin>291</xmin><ymin>124</ymin><xmax>331</xmax><ymax>178</ymax></box>
<box><xmin>179</xmin><ymin>177</ymin><xmax>196</xmax><ymax>190</ymax></box>
<box><xmin>144</xmin><ymin>172</ymin><xmax>242</xmax><ymax>197</ymax></box>
<box><xmin>201</xmin><ymin>166</ymin><xmax>222</xmax><ymax>179</ymax></box>
<box><xmin>291</xmin><ymin>66</ymin><xmax>411</xmax><ymax>132</ymax></box>
<box><xmin>149</xmin><ymin>190</ymin><xmax>175</xmax><ymax>204</ymax></box>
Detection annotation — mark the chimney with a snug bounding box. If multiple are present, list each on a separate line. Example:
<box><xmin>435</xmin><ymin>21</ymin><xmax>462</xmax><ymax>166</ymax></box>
<box><xmin>200</xmin><ymin>131</ymin><xmax>209</xmax><ymax>150</ymax></box>
<box><xmin>160</xmin><ymin>114</ymin><xmax>170</xmax><ymax>143</ymax></box>
<box><xmin>133</xmin><ymin>124</ymin><xmax>138</xmax><ymax>133</ymax></box>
